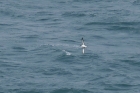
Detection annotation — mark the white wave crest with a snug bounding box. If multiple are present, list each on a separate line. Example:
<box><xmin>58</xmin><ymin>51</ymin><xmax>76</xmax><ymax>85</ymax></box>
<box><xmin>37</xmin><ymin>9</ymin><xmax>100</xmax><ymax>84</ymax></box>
<box><xmin>62</xmin><ymin>50</ymin><xmax>71</xmax><ymax>55</ymax></box>
<box><xmin>46</xmin><ymin>43</ymin><xmax>80</xmax><ymax>48</ymax></box>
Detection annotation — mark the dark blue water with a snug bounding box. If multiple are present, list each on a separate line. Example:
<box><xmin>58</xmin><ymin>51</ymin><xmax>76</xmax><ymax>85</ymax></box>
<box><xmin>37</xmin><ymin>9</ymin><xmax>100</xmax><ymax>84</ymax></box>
<box><xmin>0</xmin><ymin>0</ymin><xmax>140</xmax><ymax>93</ymax></box>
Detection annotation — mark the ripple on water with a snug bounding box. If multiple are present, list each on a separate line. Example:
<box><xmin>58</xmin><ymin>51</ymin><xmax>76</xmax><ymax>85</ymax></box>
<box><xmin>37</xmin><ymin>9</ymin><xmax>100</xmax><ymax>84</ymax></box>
<box><xmin>133</xmin><ymin>0</ymin><xmax>140</xmax><ymax>5</ymax></box>
<box><xmin>19</xmin><ymin>35</ymin><xmax>39</xmax><ymax>39</ymax></box>
<box><xmin>12</xmin><ymin>46</ymin><xmax>27</xmax><ymax>52</ymax></box>
<box><xmin>41</xmin><ymin>67</ymin><xmax>72</xmax><ymax>76</ymax></box>
<box><xmin>119</xmin><ymin>59</ymin><xmax>140</xmax><ymax>67</ymax></box>
<box><xmin>55</xmin><ymin>53</ymin><xmax>76</xmax><ymax>63</ymax></box>
<box><xmin>103</xmin><ymin>83</ymin><xmax>138</xmax><ymax>91</ymax></box>
<box><xmin>62</xmin><ymin>11</ymin><xmax>86</xmax><ymax>18</ymax></box>
<box><xmin>92</xmin><ymin>35</ymin><xmax>106</xmax><ymax>40</ymax></box>
<box><xmin>7</xmin><ymin>89</ymin><xmax>44</xmax><ymax>93</ymax></box>
<box><xmin>107</xmin><ymin>26</ymin><xmax>136</xmax><ymax>31</ymax></box>
<box><xmin>50</xmin><ymin>88</ymin><xmax>92</xmax><ymax>93</ymax></box>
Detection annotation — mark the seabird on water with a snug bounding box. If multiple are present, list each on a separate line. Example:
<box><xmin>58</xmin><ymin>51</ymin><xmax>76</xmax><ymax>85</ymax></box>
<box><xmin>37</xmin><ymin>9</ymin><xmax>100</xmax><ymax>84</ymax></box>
<box><xmin>81</xmin><ymin>38</ymin><xmax>87</xmax><ymax>54</ymax></box>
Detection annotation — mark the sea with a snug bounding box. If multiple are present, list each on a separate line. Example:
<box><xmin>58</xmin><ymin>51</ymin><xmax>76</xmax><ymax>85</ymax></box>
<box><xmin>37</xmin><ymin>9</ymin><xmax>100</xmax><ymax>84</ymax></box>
<box><xmin>0</xmin><ymin>0</ymin><xmax>140</xmax><ymax>93</ymax></box>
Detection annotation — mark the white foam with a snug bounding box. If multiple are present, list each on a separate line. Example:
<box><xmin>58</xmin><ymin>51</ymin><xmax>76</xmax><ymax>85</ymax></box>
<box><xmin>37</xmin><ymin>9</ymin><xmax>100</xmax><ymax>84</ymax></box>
<box><xmin>46</xmin><ymin>43</ymin><xmax>80</xmax><ymax>48</ymax></box>
<box><xmin>62</xmin><ymin>50</ymin><xmax>71</xmax><ymax>55</ymax></box>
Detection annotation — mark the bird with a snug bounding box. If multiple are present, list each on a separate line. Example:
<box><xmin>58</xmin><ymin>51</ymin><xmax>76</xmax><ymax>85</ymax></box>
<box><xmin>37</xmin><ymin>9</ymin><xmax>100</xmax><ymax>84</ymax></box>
<box><xmin>81</xmin><ymin>38</ymin><xmax>87</xmax><ymax>54</ymax></box>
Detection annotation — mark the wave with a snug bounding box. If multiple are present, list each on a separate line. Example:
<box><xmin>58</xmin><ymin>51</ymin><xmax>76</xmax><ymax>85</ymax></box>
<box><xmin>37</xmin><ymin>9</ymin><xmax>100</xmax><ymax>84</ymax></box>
<box><xmin>133</xmin><ymin>0</ymin><xmax>140</xmax><ymax>5</ymax></box>
<box><xmin>0</xmin><ymin>23</ymin><xmax>14</xmax><ymax>26</ymax></box>
<box><xmin>119</xmin><ymin>59</ymin><xmax>140</xmax><ymax>67</ymax></box>
<box><xmin>62</xmin><ymin>50</ymin><xmax>71</xmax><ymax>55</ymax></box>
<box><xmin>46</xmin><ymin>43</ymin><xmax>80</xmax><ymax>49</ymax></box>
<box><xmin>36</xmin><ymin>18</ymin><xmax>50</xmax><ymax>22</ymax></box>
<box><xmin>41</xmin><ymin>67</ymin><xmax>72</xmax><ymax>75</ymax></box>
<box><xmin>55</xmin><ymin>53</ymin><xmax>75</xmax><ymax>63</ymax></box>
<box><xmin>6</xmin><ymin>89</ymin><xmax>45</xmax><ymax>93</ymax></box>
<box><xmin>85</xmin><ymin>22</ymin><xmax>140</xmax><ymax>26</ymax></box>
<box><xmin>62</xmin><ymin>11</ymin><xmax>86</xmax><ymax>17</ymax></box>
<box><xmin>50</xmin><ymin>88</ymin><xmax>92</xmax><ymax>93</ymax></box>
<box><xmin>107</xmin><ymin>26</ymin><xmax>136</xmax><ymax>31</ymax></box>
<box><xmin>61</xmin><ymin>39</ymin><xmax>76</xmax><ymax>43</ymax></box>
<box><xmin>12</xmin><ymin>46</ymin><xmax>27</xmax><ymax>52</ymax></box>
<box><xmin>19</xmin><ymin>34</ymin><xmax>39</xmax><ymax>39</ymax></box>
<box><xmin>92</xmin><ymin>35</ymin><xmax>106</xmax><ymax>40</ymax></box>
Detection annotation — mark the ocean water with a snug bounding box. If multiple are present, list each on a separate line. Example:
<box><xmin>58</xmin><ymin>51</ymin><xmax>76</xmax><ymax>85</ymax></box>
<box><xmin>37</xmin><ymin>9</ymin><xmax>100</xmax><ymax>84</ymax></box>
<box><xmin>0</xmin><ymin>0</ymin><xmax>140</xmax><ymax>93</ymax></box>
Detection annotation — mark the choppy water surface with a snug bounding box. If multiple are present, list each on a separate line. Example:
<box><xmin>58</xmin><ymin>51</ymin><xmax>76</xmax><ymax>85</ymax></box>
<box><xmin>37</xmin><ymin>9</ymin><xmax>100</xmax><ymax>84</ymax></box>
<box><xmin>0</xmin><ymin>0</ymin><xmax>140</xmax><ymax>93</ymax></box>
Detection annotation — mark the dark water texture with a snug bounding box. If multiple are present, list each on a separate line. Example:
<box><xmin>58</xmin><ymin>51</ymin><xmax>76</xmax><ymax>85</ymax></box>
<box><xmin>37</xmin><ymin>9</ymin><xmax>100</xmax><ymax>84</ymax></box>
<box><xmin>0</xmin><ymin>0</ymin><xmax>140</xmax><ymax>93</ymax></box>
